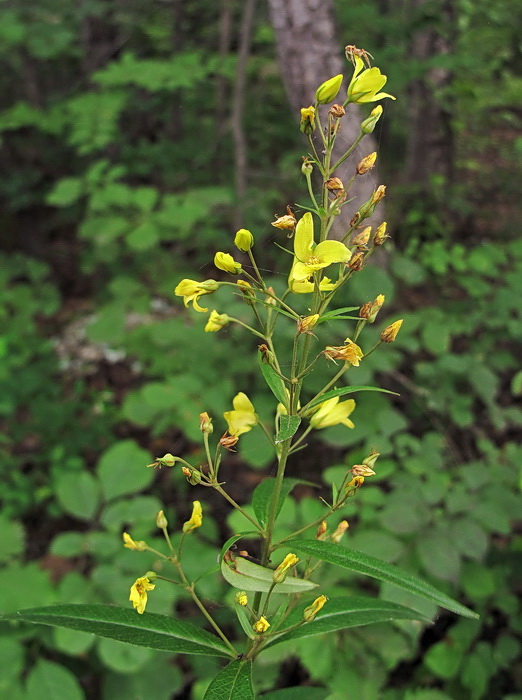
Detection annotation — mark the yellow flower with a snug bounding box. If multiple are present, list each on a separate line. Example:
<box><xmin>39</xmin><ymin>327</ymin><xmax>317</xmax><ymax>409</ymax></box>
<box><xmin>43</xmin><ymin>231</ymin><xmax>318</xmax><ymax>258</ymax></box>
<box><xmin>122</xmin><ymin>532</ymin><xmax>147</xmax><ymax>551</ymax></box>
<box><xmin>273</xmin><ymin>553</ymin><xmax>299</xmax><ymax>583</ymax></box>
<box><xmin>234</xmin><ymin>229</ymin><xmax>254</xmax><ymax>251</ymax></box>
<box><xmin>235</xmin><ymin>591</ymin><xmax>248</xmax><ymax>606</ymax></box>
<box><xmin>205</xmin><ymin>310</ymin><xmax>230</xmax><ymax>332</ymax></box>
<box><xmin>315</xmin><ymin>74</ymin><xmax>343</xmax><ymax>105</ymax></box>
<box><xmin>253</xmin><ymin>616</ymin><xmax>270</xmax><ymax>634</ymax></box>
<box><xmin>183</xmin><ymin>500</ymin><xmax>203</xmax><ymax>533</ymax></box>
<box><xmin>361</xmin><ymin>105</ymin><xmax>383</xmax><ymax>134</ymax></box>
<box><xmin>129</xmin><ymin>575</ymin><xmax>155</xmax><ymax>614</ymax></box>
<box><xmin>174</xmin><ymin>279</ymin><xmax>219</xmax><ymax>313</ymax></box>
<box><xmin>310</xmin><ymin>397</ymin><xmax>356</xmax><ymax>430</ymax></box>
<box><xmin>289</xmin><ymin>213</ymin><xmax>351</xmax><ymax>286</ymax></box>
<box><xmin>291</xmin><ymin>275</ymin><xmax>336</xmax><ymax>295</ymax></box>
<box><xmin>303</xmin><ymin>595</ymin><xmax>328</xmax><ymax>622</ymax></box>
<box><xmin>323</xmin><ymin>337</ymin><xmax>364</xmax><ymax>366</ymax></box>
<box><xmin>214</xmin><ymin>252</ymin><xmax>242</xmax><ymax>274</ymax></box>
<box><xmin>347</xmin><ymin>57</ymin><xmax>395</xmax><ymax>104</ymax></box>
<box><xmin>331</xmin><ymin>521</ymin><xmax>349</xmax><ymax>544</ymax></box>
<box><xmin>223</xmin><ymin>392</ymin><xmax>257</xmax><ymax>436</ymax></box>
<box><xmin>297</xmin><ymin>314</ymin><xmax>320</xmax><ymax>335</ymax></box>
<box><xmin>300</xmin><ymin>106</ymin><xmax>316</xmax><ymax>134</ymax></box>
<box><xmin>381</xmin><ymin>319</ymin><xmax>403</xmax><ymax>343</ymax></box>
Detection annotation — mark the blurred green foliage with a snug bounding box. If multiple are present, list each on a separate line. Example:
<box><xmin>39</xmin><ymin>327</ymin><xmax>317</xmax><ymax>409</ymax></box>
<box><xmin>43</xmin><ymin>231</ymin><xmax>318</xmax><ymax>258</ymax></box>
<box><xmin>1</xmin><ymin>0</ymin><xmax>521</xmax><ymax>697</ymax></box>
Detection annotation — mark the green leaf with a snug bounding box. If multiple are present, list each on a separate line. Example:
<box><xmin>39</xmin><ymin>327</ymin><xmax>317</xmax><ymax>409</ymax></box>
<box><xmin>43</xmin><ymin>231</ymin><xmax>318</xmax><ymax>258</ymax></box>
<box><xmin>10</xmin><ymin>605</ymin><xmax>234</xmax><ymax>657</ymax></box>
<box><xmin>26</xmin><ymin>659</ymin><xmax>84</xmax><ymax>700</ymax></box>
<box><xmin>96</xmin><ymin>440</ymin><xmax>155</xmax><ymax>500</ymax></box>
<box><xmin>252</xmin><ymin>478</ymin><xmax>313</xmax><ymax>528</ymax></box>
<box><xmin>258</xmin><ymin>353</ymin><xmax>288</xmax><ymax>406</ymax></box>
<box><xmin>264</xmin><ymin>596</ymin><xmax>429</xmax><ymax>649</ymax></box>
<box><xmin>283</xmin><ymin>540</ymin><xmax>478</xmax><ymax>618</ymax></box>
<box><xmin>306</xmin><ymin>385</ymin><xmax>398</xmax><ymax>410</ymax></box>
<box><xmin>54</xmin><ymin>471</ymin><xmax>101</xmax><ymax>521</ymax></box>
<box><xmin>276</xmin><ymin>415</ymin><xmax>301</xmax><ymax>442</ymax></box>
<box><xmin>261</xmin><ymin>689</ymin><xmax>328</xmax><ymax>700</ymax></box>
<box><xmin>203</xmin><ymin>660</ymin><xmax>254</xmax><ymax>700</ymax></box>
<box><xmin>221</xmin><ymin>556</ymin><xmax>317</xmax><ymax>594</ymax></box>
<box><xmin>319</xmin><ymin>306</ymin><xmax>360</xmax><ymax>322</ymax></box>
<box><xmin>219</xmin><ymin>532</ymin><xmax>260</xmax><ymax>563</ymax></box>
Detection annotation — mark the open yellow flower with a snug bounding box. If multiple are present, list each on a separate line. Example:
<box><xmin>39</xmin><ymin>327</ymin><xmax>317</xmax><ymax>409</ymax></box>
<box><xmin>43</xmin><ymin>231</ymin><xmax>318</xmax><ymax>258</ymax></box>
<box><xmin>291</xmin><ymin>275</ymin><xmax>336</xmax><ymax>295</ymax></box>
<box><xmin>183</xmin><ymin>500</ymin><xmax>203</xmax><ymax>532</ymax></box>
<box><xmin>129</xmin><ymin>575</ymin><xmax>155</xmax><ymax>614</ymax></box>
<box><xmin>310</xmin><ymin>397</ymin><xmax>356</xmax><ymax>429</ymax></box>
<box><xmin>324</xmin><ymin>337</ymin><xmax>364</xmax><ymax>366</ymax></box>
<box><xmin>223</xmin><ymin>392</ymin><xmax>257</xmax><ymax>436</ymax></box>
<box><xmin>122</xmin><ymin>532</ymin><xmax>147</xmax><ymax>551</ymax></box>
<box><xmin>289</xmin><ymin>213</ymin><xmax>351</xmax><ymax>287</ymax></box>
<box><xmin>174</xmin><ymin>279</ymin><xmax>219</xmax><ymax>313</ymax></box>
<box><xmin>347</xmin><ymin>57</ymin><xmax>395</xmax><ymax>104</ymax></box>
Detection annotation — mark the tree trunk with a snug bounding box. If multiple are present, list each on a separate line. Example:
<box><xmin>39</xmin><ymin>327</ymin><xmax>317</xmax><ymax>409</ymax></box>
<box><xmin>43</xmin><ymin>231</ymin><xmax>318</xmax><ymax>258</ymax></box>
<box><xmin>266</xmin><ymin>0</ymin><xmax>382</xmax><ymax>234</ymax></box>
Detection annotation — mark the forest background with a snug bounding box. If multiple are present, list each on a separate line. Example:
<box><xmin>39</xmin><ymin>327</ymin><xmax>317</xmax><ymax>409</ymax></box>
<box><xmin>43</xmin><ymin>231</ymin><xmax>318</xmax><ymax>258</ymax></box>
<box><xmin>0</xmin><ymin>0</ymin><xmax>521</xmax><ymax>698</ymax></box>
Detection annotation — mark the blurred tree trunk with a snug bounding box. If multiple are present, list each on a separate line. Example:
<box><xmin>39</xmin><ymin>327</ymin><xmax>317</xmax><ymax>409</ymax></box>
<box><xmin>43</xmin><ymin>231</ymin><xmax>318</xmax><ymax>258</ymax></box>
<box><xmin>266</xmin><ymin>0</ymin><xmax>382</xmax><ymax>234</ymax></box>
<box><xmin>405</xmin><ymin>0</ymin><xmax>454</xmax><ymax>190</ymax></box>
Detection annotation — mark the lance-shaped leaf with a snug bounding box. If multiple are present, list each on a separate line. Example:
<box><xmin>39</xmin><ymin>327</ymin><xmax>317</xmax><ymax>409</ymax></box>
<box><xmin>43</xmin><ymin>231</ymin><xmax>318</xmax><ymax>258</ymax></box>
<box><xmin>264</xmin><ymin>596</ymin><xmax>432</xmax><ymax>648</ymax></box>
<box><xmin>258</xmin><ymin>351</ymin><xmax>288</xmax><ymax>407</ymax></box>
<box><xmin>221</xmin><ymin>555</ymin><xmax>317</xmax><ymax>594</ymax></box>
<box><xmin>204</xmin><ymin>660</ymin><xmax>254</xmax><ymax>700</ymax></box>
<box><xmin>306</xmin><ymin>385</ymin><xmax>398</xmax><ymax>410</ymax></box>
<box><xmin>9</xmin><ymin>604</ymin><xmax>235</xmax><ymax>657</ymax></box>
<box><xmin>252</xmin><ymin>477</ymin><xmax>315</xmax><ymax>529</ymax></box>
<box><xmin>283</xmin><ymin>540</ymin><xmax>478</xmax><ymax>619</ymax></box>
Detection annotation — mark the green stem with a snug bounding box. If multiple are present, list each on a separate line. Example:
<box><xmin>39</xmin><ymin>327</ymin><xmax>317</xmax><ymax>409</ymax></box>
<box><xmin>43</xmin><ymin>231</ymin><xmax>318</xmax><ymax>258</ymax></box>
<box><xmin>212</xmin><ymin>483</ymin><xmax>264</xmax><ymax>533</ymax></box>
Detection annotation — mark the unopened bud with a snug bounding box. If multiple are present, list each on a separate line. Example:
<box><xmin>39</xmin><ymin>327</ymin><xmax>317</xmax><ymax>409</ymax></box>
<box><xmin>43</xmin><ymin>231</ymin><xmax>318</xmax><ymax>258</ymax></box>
<box><xmin>273</xmin><ymin>553</ymin><xmax>299</xmax><ymax>584</ymax></box>
<box><xmin>326</xmin><ymin>177</ymin><xmax>344</xmax><ymax>193</ymax></box>
<box><xmin>360</xmin><ymin>301</ymin><xmax>372</xmax><ymax>320</ymax></box>
<box><xmin>363</xmin><ymin>451</ymin><xmax>380</xmax><ymax>470</ymax></box>
<box><xmin>301</xmin><ymin>158</ymin><xmax>314</xmax><ymax>176</ymax></box>
<box><xmin>373</xmin><ymin>222</ymin><xmax>388</xmax><ymax>246</ymax></box>
<box><xmin>264</xmin><ymin>287</ymin><xmax>277</xmax><ymax>306</ymax></box>
<box><xmin>214</xmin><ymin>252</ymin><xmax>242</xmax><ymax>275</ymax></box>
<box><xmin>329</xmin><ymin>103</ymin><xmax>345</xmax><ymax>119</ymax></box>
<box><xmin>199</xmin><ymin>412</ymin><xmax>213</xmax><ymax>434</ymax></box>
<box><xmin>316</xmin><ymin>521</ymin><xmax>328</xmax><ymax>540</ymax></box>
<box><xmin>303</xmin><ymin>595</ymin><xmax>327</xmax><ymax>622</ymax></box>
<box><xmin>349</xmin><ymin>212</ymin><xmax>361</xmax><ymax>227</ymax></box>
<box><xmin>315</xmin><ymin>74</ymin><xmax>343</xmax><ymax>105</ymax></box>
<box><xmin>235</xmin><ymin>591</ymin><xmax>248</xmax><ymax>606</ymax></box>
<box><xmin>298</xmin><ymin>314</ymin><xmax>319</xmax><ymax>335</ymax></box>
<box><xmin>349</xmin><ymin>251</ymin><xmax>365</xmax><ymax>271</ymax></box>
<box><xmin>253</xmin><ymin>616</ymin><xmax>270</xmax><ymax>634</ymax></box>
<box><xmin>145</xmin><ymin>571</ymin><xmax>157</xmax><ymax>582</ymax></box>
<box><xmin>156</xmin><ymin>510</ymin><xmax>168</xmax><ymax>529</ymax></box>
<box><xmin>234</xmin><ymin>228</ymin><xmax>254</xmax><ymax>252</ymax></box>
<box><xmin>380</xmin><ymin>319</ymin><xmax>403</xmax><ymax>343</ymax></box>
<box><xmin>204</xmin><ymin>310</ymin><xmax>230</xmax><ymax>333</ymax></box>
<box><xmin>123</xmin><ymin>532</ymin><xmax>147</xmax><ymax>551</ymax></box>
<box><xmin>237</xmin><ymin>280</ymin><xmax>255</xmax><ymax>305</ymax></box>
<box><xmin>331</xmin><ymin>520</ymin><xmax>349</xmax><ymax>543</ymax></box>
<box><xmin>356</xmin><ymin>152</ymin><xmax>377</xmax><ymax>175</ymax></box>
<box><xmin>345</xmin><ymin>475</ymin><xmax>364</xmax><ymax>496</ymax></box>
<box><xmin>300</xmin><ymin>106</ymin><xmax>316</xmax><ymax>134</ymax></box>
<box><xmin>371</xmin><ymin>185</ymin><xmax>387</xmax><ymax>205</ymax></box>
<box><xmin>352</xmin><ymin>226</ymin><xmax>371</xmax><ymax>247</ymax></box>
<box><xmin>147</xmin><ymin>453</ymin><xmax>178</xmax><ymax>468</ymax></box>
<box><xmin>366</xmin><ymin>294</ymin><xmax>385</xmax><ymax>323</ymax></box>
<box><xmin>181</xmin><ymin>466</ymin><xmax>202</xmax><ymax>485</ymax></box>
<box><xmin>258</xmin><ymin>343</ymin><xmax>276</xmax><ymax>365</ymax></box>
<box><xmin>361</xmin><ymin>105</ymin><xmax>383</xmax><ymax>134</ymax></box>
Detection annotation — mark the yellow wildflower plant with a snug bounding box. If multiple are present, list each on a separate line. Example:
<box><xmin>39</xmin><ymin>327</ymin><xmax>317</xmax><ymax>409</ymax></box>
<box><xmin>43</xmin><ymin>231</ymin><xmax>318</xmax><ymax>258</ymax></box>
<box><xmin>346</xmin><ymin>56</ymin><xmax>395</xmax><ymax>104</ymax></box>
<box><xmin>129</xmin><ymin>575</ymin><xmax>155</xmax><ymax>614</ymax></box>
<box><xmin>183</xmin><ymin>500</ymin><xmax>203</xmax><ymax>532</ymax></box>
<box><xmin>223</xmin><ymin>392</ymin><xmax>257</xmax><ymax>436</ymax></box>
<box><xmin>205</xmin><ymin>310</ymin><xmax>230</xmax><ymax>333</ymax></box>
<box><xmin>174</xmin><ymin>279</ymin><xmax>219</xmax><ymax>313</ymax></box>
<box><xmin>289</xmin><ymin>212</ymin><xmax>351</xmax><ymax>287</ymax></box>
<box><xmin>310</xmin><ymin>396</ymin><xmax>356</xmax><ymax>430</ymax></box>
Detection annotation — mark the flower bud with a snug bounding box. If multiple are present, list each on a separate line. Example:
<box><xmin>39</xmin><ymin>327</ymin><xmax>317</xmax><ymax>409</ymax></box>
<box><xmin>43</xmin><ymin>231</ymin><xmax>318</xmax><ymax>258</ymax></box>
<box><xmin>214</xmin><ymin>252</ymin><xmax>242</xmax><ymax>274</ymax></box>
<box><xmin>371</xmin><ymin>185</ymin><xmax>387</xmax><ymax>205</ymax></box>
<box><xmin>380</xmin><ymin>319</ymin><xmax>403</xmax><ymax>343</ymax></box>
<box><xmin>258</xmin><ymin>343</ymin><xmax>276</xmax><ymax>366</ymax></box>
<box><xmin>365</xmin><ymin>294</ymin><xmax>385</xmax><ymax>323</ymax></box>
<box><xmin>123</xmin><ymin>532</ymin><xmax>147</xmax><ymax>551</ymax></box>
<box><xmin>315</xmin><ymin>74</ymin><xmax>343</xmax><ymax>104</ymax></box>
<box><xmin>237</xmin><ymin>280</ymin><xmax>255</xmax><ymax>305</ymax></box>
<box><xmin>156</xmin><ymin>510</ymin><xmax>168</xmax><ymax>529</ymax></box>
<box><xmin>301</xmin><ymin>158</ymin><xmax>314</xmax><ymax>176</ymax></box>
<box><xmin>181</xmin><ymin>466</ymin><xmax>202</xmax><ymax>485</ymax></box>
<box><xmin>264</xmin><ymin>286</ymin><xmax>277</xmax><ymax>306</ymax></box>
<box><xmin>361</xmin><ymin>105</ymin><xmax>383</xmax><ymax>134</ymax></box>
<box><xmin>234</xmin><ymin>228</ymin><xmax>254</xmax><ymax>252</ymax></box>
<box><xmin>145</xmin><ymin>571</ymin><xmax>157</xmax><ymax>582</ymax></box>
<box><xmin>351</xmin><ymin>464</ymin><xmax>376</xmax><ymax>477</ymax></box>
<box><xmin>348</xmin><ymin>251</ymin><xmax>365</xmax><ymax>271</ymax></box>
<box><xmin>298</xmin><ymin>314</ymin><xmax>319</xmax><ymax>335</ymax></box>
<box><xmin>205</xmin><ymin>310</ymin><xmax>230</xmax><ymax>333</ymax></box>
<box><xmin>183</xmin><ymin>501</ymin><xmax>203</xmax><ymax>533</ymax></box>
<box><xmin>147</xmin><ymin>453</ymin><xmax>178</xmax><ymax>468</ymax></box>
<box><xmin>352</xmin><ymin>226</ymin><xmax>371</xmax><ymax>247</ymax></box>
<box><xmin>363</xmin><ymin>450</ymin><xmax>380</xmax><ymax>469</ymax></box>
<box><xmin>199</xmin><ymin>412</ymin><xmax>213</xmax><ymax>434</ymax></box>
<box><xmin>219</xmin><ymin>432</ymin><xmax>239</xmax><ymax>451</ymax></box>
<box><xmin>316</xmin><ymin>521</ymin><xmax>328</xmax><ymax>540</ymax></box>
<box><xmin>273</xmin><ymin>553</ymin><xmax>299</xmax><ymax>584</ymax></box>
<box><xmin>356</xmin><ymin>152</ymin><xmax>377</xmax><ymax>175</ymax></box>
<box><xmin>373</xmin><ymin>222</ymin><xmax>388</xmax><ymax>246</ymax></box>
<box><xmin>360</xmin><ymin>301</ymin><xmax>372</xmax><ymax>320</ymax></box>
<box><xmin>235</xmin><ymin>591</ymin><xmax>248</xmax><ymax>607</ymax></box>
<box><xmin>331</xmin><ymin>520</ymin><xmax>349</xmax><ymax>543</ymax></box>
<box><xmin>300</xmin><ymin>106</ymin><xmax>316</xmax><ymax>134</ymax></box>
<box><xmin>303</xmin><ymin>595</ymin><xmax>327</xmax><ymax>622</ymax></box>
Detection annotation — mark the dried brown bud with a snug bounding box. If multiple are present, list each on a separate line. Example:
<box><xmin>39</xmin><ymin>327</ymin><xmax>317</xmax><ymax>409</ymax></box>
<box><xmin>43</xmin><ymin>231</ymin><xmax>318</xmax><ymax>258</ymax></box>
<box><xmin>329</xmin><ymin>103</ymin><xmax>345</xmax><ymax>119</ymax></box>
<box><xmin>380</xmin><ymin>319</ymin><xmax>403</xmax><ymax>343</ymax></box>
<box><xmin>316</xmin><ymin>521</ymin><xmax>328</xmax><ymax>540</ymax></box>
<box><xmin>356</xmin><ymin>152</ymin><xmax>377</xmax><ymax>175</ymax></box>
<box><xmin>219</xmin><ymin>432</ymin><xmax>239</xmax><ymax>451</ymax></box>
<box><xmin>326</xmin><ymin>177</ymin><xmax>344</xmax><ymax>193</ymax></box>
<box><xmin>351</xmin><ymin>464</ymin><xmax>376</xmax><ymax>477</ymax></box>
<box><xmin>371</xmin><ymin>185</ymin><xmax>387</xmax><ymax>205</ymax></box>
<box><xmin>349</xmin><ymin>212</ymin><xmax>361</xmax><ymax>227</ymax></box>
<box><xmin>359</xmin><ymin>301</ymin><xmax>372</xmax><ymax>320</ymax></box>
<box><xmin>264</xmin><ymin>286</ymin><xmax>277</xmax><ymax>306</ymax></box>
<box><xmin>199</xmin><ymin>412</ymin><xmax>213</xmax><ymax>434</ymax></box>
<box><xmin>352</xmin><ymin>226</ymin><xmax>372</xmax><ymax>247</ymax></box>
<box><xmin>373</xmin><ymin>222</ymin><xmax>388</xmax><ymax>246</ymax></box>
<box><xmin>331</xmin><ymin>520</ymin><xmax>349</xmax><ymax>543</ymax></box>
<box><xmin>349</xmin><ymin>251</ymin><xmax>365</xmax><ymax>271</ymax></box>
